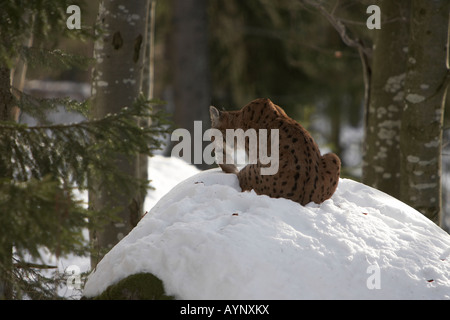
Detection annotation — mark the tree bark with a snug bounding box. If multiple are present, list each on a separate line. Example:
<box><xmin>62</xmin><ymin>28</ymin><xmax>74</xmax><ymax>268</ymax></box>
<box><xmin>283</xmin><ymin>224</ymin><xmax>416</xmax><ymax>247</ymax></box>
<box><xmin>137</xmin><ymin>0</ymin><xmax>157</xmax><ymax>209</ymax></box>
<box><xmin>0</xmin><ymin>66</ymin><xmax>15</xmax><ymax>299</ymax></box>
<box><xmin>362</xmin><ymin>0</ymin><xmax>411</xmax><ymax>199</ymax></box>
<box><xmin>90</xmin><ymin>0</ymin><xmax>150</xmax><ymax>268</ymax></box>
<box><xmin>399</xmin><ymin>0</ymin><xmax>449</xmax><ymax>225</ymax></box>
<box><xmin>142</xmin><ymin>0</ymin><xmax>157</xmax><ymax>100</ymax></box>
<box><xmin>171</xmin><ymin>0</ymin><xmax>211</xmax><ymax>169</ymax></box>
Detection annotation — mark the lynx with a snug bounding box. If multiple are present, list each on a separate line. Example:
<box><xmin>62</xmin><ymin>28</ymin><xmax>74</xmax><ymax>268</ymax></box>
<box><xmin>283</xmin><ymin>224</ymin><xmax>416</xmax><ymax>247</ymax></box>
<box><xmin>209</xmin><ymin>98</ymin><xmax>341</xmax><ymax>205</ymax></box>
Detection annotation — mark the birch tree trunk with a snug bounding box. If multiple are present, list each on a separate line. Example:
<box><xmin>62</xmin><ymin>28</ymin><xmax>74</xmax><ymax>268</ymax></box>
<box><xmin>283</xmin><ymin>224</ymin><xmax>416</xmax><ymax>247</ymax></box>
<box><xmin>362</xmin><ymin>0</ymin><xmax>410</xmax><ymax>199</ymax></box>
<box><xmin>142</xmin><ymin>0</ymin><xmax>157</xmax><ymax>100</ymax></box>
<box><xmin>399</xmin><ymin>0</ymin><xmax>450</xmax><ymax>225</ymax></box>
<box><xmin>137</xmin><ymin>0</ymin><xmax>157</xmax><ymax>201</ymax></box>
<box><xmin>90</xmin><ymin>0</ymin><xmax>150</xmax><ymax>267</ymax></box>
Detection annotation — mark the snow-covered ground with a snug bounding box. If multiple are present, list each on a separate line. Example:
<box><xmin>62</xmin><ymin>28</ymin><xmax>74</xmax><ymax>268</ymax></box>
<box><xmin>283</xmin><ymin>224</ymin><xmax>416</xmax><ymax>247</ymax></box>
<box><xmin>83</xmin><ymin>156</ymin><xmax>450</xmax><ymax>300</ymax></box>
<box><xmin>144</xmin><ymin>155</ymin><xmax>201</xmax><ymax>212</ymax></box>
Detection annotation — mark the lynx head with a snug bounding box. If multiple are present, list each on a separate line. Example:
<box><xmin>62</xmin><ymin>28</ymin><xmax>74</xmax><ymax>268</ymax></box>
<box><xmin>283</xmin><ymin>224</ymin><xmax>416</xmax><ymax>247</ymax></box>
<box><xmin>209</xmin><ymin>106</ymin><xmax>222</xmax><ymax>129</ymax></box>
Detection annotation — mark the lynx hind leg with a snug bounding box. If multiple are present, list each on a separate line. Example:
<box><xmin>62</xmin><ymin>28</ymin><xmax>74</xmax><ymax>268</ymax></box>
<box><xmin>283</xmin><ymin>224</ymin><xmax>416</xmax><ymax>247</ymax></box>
<box><xmin>237</xmin><ymin>165</ymin><xmax>259</xmax><ymax>192</ymax></box>
<box><xmin>321</xmin><ymin>153</ymin><xmax>341</xmax><ymax>200</ymax></box>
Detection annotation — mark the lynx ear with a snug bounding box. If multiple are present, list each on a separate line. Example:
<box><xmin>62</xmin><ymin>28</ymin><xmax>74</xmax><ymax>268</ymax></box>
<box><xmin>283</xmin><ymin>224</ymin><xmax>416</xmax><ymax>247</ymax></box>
<box><xmin>209</xmin><ymin>106</ymin><xmax>221</xmax><ymax>127</ymax></box>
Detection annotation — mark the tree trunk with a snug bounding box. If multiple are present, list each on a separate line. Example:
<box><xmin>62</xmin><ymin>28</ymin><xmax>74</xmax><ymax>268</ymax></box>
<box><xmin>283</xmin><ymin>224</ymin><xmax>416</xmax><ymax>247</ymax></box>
<box><xmin>0</xmin><ymin>67</ymin><xmax>15</xmax><ymax>299</ymax></box>
<box><xmin>142</xmin><ymin>0</ymin><xmax>157</xmax><ymax>100</ymax></box>
<box><xmin>399</xmin><ymin>0</ymin><xmax>449</xmax><ymax>225</ymax></box>
<box><xmin>171</xmin><ymin>0</ymin><xmax>211</xmax><ymax>169</ymax></box>
<box><xmin>362</xmin><ymin>0</ymin><xmax>411</xmax><ymax>199</ymax></box>
<box><xmin>90</xmin><ymin>0</ymin><xmax>150</xmax><ymax>268</ymax></box>
<box><xmin>10</xmin><ymin>13</ymin><xmax>34</xmax><ymax>122</ymax></box>
<box><xmin>137</xmin><ymin>0</ymin><xmax>157</xmax><ymax>209</ymax></box>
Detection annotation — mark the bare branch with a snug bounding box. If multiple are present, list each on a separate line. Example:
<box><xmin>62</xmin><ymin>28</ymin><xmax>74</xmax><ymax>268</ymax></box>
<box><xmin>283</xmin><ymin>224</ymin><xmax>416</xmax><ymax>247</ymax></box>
<box><xmin>298</xmin><ymin>0</ymin><xmax>373</xmax><ymax>122</ymax></box>
<box><xmin>299</xmin><ymin>0</ymin><xmax>372</xmax><ymax>57</ymax></box>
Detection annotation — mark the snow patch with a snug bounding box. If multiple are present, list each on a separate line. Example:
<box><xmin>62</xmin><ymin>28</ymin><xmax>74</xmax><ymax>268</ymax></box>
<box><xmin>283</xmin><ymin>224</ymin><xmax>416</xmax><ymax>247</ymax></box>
<box><xmin>384</xmin><ymin>73</ymin><xmax>405</xmax><ymax>93</ymax></box>
<box><xmin>408</xmin><ymin>155</ymin><xmax>420</xmax><ymax>163</ymax></box>
<box><xmin>425</xmin><ymin>140</ymin><xmax>439</xmax><ymax>148</ymax></box>
<box><xmin>122</xmin><ymin>78</ymin><xmax>136</xmax><ymax>85</ymax></box>
<box><xmin>406</xmin><ymin>93</ymin><xmax>426</xmax><ymax>104</ymax></box>
<box><xmin>96</xmin><ymin>81</ymin><xmax>108</xmax><ymax>87</ymax></box>
<box><xmin>412</xmin><ymin>183</ymin><xmax>438</xmax><ymax>190</ymax></box>
<box><xmin>144</xmin><ymin>155</ymin><xmax>201</xmax><ymax>211</ymax></box>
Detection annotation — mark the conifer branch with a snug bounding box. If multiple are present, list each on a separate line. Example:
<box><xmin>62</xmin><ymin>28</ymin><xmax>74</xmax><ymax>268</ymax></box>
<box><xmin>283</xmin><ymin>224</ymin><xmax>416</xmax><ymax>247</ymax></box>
<box><xmin>14</xmin><ymin>261</ymin><xmax>57</xmax><ymax>270</ymax></box>
<box><xmin>0</xmin><ymin>96</ymin><xmax>170</xmax><ymax>188</ymax></box>
<box><xmin>19</xmin><ymin>47</ymin><xmax>94</xmax><ymax>71</ymax></box>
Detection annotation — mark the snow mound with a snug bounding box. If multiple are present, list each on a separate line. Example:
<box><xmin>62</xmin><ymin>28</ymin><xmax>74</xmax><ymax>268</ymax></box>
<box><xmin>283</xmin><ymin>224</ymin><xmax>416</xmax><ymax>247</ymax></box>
<box><xmin>84</xmin><ymin>170</ymin><xmax>450</xmax><ymax>299</ymax></box>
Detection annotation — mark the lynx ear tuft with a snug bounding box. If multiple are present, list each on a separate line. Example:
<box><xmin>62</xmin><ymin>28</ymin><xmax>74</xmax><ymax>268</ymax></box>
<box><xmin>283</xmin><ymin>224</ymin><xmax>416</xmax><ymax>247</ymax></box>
<box><xmin>209</xmin><ymin>106</ymin><xmax>221</xmax><ymax>127</ymax></box>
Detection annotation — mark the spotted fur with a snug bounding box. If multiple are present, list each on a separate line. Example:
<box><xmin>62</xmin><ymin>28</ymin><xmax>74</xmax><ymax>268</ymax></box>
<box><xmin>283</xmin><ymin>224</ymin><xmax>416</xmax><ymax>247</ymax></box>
<box><xmin>209</xmin><ymin>98</ymin><xmax>341</xmax><ymax>205</ymax></box>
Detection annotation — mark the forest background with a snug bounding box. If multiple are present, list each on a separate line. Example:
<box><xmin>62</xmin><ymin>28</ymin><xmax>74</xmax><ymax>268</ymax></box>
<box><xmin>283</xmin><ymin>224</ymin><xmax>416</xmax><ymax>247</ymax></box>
<box><xmin>68</xmin><ymin>0</ymin><xmax>449</xmax><ymax>228</ymax></box>
<box><xmin>1</xmin><ymin>0</ymin><xmax>449</xmax><ymax>299</ymax></box>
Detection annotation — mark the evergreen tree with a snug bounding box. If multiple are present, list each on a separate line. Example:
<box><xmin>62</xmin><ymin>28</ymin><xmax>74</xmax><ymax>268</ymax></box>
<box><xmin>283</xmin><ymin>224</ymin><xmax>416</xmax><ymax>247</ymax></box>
<box><xmin>0</xmin><ymin>0</ymin><xmax>169</xmax><ymax>299</ymax></box>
